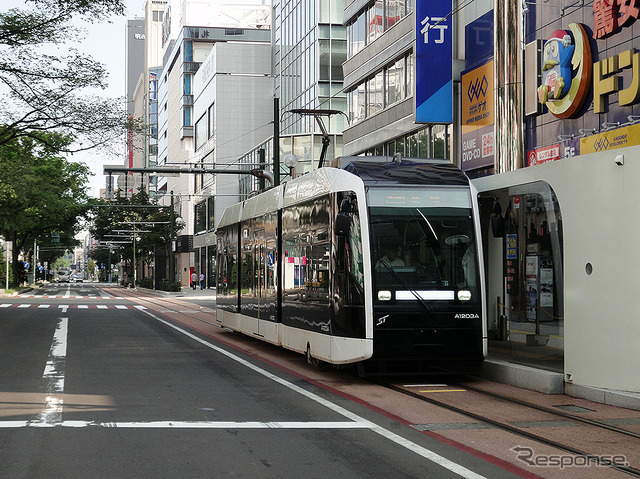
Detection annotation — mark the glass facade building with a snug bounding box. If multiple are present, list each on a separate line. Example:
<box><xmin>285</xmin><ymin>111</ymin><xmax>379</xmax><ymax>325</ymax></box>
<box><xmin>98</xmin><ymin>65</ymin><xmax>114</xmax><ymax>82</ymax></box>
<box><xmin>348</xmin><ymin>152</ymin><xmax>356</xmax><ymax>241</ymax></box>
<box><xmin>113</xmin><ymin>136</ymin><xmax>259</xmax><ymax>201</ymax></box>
<box><xmin>273</xmin><ymin>0</ymin><xmax>348</xmax><ymax>135</ymax></box>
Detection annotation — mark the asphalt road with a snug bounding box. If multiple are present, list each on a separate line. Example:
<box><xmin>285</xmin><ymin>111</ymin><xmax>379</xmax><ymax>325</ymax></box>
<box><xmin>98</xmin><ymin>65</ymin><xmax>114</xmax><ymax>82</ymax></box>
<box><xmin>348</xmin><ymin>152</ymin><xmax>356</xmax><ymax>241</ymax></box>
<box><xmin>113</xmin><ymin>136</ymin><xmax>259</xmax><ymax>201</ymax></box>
<box><xmin>0</xmin><ymin>283</ymin><xmax>525</xmax><ymax>479</ymax></box>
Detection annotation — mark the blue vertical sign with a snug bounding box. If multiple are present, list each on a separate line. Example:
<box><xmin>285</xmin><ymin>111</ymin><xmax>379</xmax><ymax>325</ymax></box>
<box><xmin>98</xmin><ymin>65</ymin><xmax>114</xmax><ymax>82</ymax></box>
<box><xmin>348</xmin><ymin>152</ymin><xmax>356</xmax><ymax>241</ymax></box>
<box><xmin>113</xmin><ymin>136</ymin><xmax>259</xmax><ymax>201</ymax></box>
<box><xmin>415</xmin><ymin>1</ymin><xmax>453</xmax><ymax>123</ymax></box>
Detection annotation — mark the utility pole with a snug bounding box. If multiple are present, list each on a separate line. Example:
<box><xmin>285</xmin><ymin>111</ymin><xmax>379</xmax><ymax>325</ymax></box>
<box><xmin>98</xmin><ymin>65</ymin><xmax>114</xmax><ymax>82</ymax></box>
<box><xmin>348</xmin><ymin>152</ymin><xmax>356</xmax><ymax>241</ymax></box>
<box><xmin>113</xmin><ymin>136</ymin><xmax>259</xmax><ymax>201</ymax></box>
<box><xmin>274</xmin><ymin>97</ymin><xmax>280</xmax><ymax>187</ymax></box>
<box><xmin>169</xmin><ymin>190</ymin><xmax>175</xmax><ymax>283</ymax></box>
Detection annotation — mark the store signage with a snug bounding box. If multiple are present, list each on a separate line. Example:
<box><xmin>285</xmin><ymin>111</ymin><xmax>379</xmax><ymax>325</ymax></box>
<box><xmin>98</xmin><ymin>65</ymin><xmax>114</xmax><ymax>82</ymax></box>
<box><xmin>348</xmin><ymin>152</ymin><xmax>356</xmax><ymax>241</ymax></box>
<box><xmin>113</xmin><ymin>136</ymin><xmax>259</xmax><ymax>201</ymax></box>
<box><xmin>527</xmin><ymin>144</ymin><xmax>561</xmax><ymax>167</ymax></box>
<box><xmin>537</xmin><ymin>23</ymin><xmax>592</xmax><ymax>119</ymax></box>
<box><xmin>592</xmin><ymin>0</ymin><xmax>639</xmax><ymax>39</ymax></box>
<box><xmin>581</xmin><ymin>122</ymin><xmax>640</xmax><ymax>153</ymax></box>
<box><xmin>505</xmin><ymin>234</ymin><xmax>518</xmax><ymax>295</ymax></box>
<box><xmin>593</xmin><ymin>48</ymin><xmax>640</xmax><ymax>113</ymax></box>
<box><xmin>461</xmin><ymin>60</ymin><xmax>494</xmax><ymax>171</ymax></box>
<box><xmin>415</xmin><ymin>0</ymin><xmax>452</xmax><ymax>123</ymax></box>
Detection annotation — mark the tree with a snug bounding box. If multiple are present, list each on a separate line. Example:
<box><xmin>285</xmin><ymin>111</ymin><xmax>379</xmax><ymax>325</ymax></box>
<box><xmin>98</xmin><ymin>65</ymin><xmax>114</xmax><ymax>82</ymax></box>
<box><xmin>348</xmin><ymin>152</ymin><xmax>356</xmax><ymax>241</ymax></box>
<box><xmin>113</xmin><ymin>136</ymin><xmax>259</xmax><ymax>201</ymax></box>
<box><xmin>89</xmin><ymin>190</ymin><xmax>182</xmax><ymax>286</ymax></box>
<box><xmin>0</xmin><ymin>132</ymin><xmax>91</xmax><ymax>285</ymax></box>
<box><xmin>0</xmin><ymin>0</ymin><xmax>135</xmax><ymax>152</ymax></box>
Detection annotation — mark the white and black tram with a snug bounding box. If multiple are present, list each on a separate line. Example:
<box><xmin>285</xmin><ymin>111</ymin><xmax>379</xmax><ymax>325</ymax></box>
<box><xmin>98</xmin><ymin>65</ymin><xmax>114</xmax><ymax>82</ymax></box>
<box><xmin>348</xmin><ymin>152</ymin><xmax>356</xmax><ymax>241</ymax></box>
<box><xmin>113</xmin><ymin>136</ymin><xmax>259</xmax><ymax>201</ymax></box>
<box><xmin>215</xmin><ymin>157</ymin><xmax>486</xmax><ymax>374</ymax></box>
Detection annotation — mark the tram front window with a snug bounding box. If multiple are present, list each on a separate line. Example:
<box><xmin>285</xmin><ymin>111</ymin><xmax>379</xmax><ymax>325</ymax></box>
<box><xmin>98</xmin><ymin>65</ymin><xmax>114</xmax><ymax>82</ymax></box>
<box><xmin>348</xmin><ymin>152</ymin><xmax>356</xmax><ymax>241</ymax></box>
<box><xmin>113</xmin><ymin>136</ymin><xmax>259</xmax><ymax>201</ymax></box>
<box><xmin>368</xmin><ymin>187</ymin><xmax>480</xmax><ymax>303</ymax></box>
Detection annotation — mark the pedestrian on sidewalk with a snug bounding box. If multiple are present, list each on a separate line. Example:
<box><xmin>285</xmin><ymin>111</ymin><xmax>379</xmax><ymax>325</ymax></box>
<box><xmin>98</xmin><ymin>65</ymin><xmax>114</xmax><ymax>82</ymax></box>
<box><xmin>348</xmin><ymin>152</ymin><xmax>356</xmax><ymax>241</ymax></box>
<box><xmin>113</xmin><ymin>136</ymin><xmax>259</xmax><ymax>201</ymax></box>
<box><xmin>199</xmin><ymin>273</ymin><xmax>205</xmax><ymax>290</ymax></box>
<box><xmin>191</xmin><ymin>271</ymin><xmax>198</xmax><ymax>290</ymax></box>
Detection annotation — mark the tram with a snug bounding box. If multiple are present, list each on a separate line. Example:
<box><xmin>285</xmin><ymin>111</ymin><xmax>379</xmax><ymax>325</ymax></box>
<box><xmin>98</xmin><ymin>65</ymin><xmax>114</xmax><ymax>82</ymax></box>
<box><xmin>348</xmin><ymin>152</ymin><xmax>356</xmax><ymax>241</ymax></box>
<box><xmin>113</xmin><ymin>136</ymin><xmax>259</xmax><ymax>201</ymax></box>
<box><xmin>215</xmin><ymin>157</ymin><xmax>486</xmax><ymax>374</ymax></box>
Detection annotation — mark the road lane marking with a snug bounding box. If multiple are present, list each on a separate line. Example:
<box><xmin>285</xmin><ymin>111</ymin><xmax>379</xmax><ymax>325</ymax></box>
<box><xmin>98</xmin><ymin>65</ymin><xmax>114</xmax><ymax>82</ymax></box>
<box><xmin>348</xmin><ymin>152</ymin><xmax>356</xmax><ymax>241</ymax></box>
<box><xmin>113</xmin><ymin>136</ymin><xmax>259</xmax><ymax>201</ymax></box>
<box><xmin>0</xmin><ymin>421</ymin><xmax>370</xmax><ymax>429</ymax></box>
<box><xmin>33</xmin><ymin>316</ymin><xmax>68</xmax><ymax>425</ymax></box>
<box><xmin>137</xmin><ymin>309</ymin><xmax>489</xmax><ymax>479</ymax></box>
<box><xmin>420</xmin><ymin>389</ymin><xmax>467</xmax><ymax>393</ymax></box>
<box><xmin>0</xmin><ymin>306</ymin><xmax>488</xmax><ymax>479</ymax></box>
<box><xmin>0</xmin><ymin>304</ymin><xmax>139</xmax><ymax>309</ymax></box>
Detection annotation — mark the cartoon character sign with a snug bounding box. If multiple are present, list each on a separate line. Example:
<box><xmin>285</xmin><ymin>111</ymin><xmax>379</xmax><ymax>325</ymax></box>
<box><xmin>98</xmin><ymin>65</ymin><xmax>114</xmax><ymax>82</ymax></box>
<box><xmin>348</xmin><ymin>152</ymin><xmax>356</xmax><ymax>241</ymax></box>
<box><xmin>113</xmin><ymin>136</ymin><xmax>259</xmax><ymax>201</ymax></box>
<box><xmin>536</xmin><ymin>23</ymin><xmax>593</xmax><ymax>119</ymax></box>
<box><xmin>538</xmin><ymin>30</ymin><xmax>575</xmax><ymax>104</ymax></box>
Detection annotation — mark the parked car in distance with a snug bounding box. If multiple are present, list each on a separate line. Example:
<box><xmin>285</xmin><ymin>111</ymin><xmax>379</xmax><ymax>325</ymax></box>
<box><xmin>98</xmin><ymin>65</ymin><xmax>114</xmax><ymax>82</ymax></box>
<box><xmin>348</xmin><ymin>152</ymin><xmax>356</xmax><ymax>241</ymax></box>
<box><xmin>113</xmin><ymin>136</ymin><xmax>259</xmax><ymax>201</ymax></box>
<box><xmin>70</xmin><ymin>274</ymin><xmax>83</xmax><ymax>283</ymax></box>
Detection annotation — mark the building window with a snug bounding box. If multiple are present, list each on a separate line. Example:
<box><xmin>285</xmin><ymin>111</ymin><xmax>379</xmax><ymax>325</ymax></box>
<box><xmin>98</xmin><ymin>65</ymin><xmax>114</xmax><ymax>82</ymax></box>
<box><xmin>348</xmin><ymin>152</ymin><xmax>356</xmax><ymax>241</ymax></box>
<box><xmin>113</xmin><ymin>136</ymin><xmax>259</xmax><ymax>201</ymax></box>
<box><xmin>366</xmin><ymin>70</ymin><xmax>384</xmax><ymax>117</ymax></box>
<box><xmin>195</xmin><ymin>114</ymin><xmax>207</xmax><ymax>151</ymax></box>
<box><xmin>183</xmin><ymin>74</ymin><xmax>192</xmax><ymax>95</ymax></box>
<box><xmin>367</xmin><ymin>1</ymin><xmax>384</xmax><ymax>44</ymax></box>
<box><xmin>208</xmin><ymin>103</ymin><xmax>215</xmax><ymax>138</ymax></box>
<box><xmin>184</xmin><ymin>41</ymin><xmax>193</xmax><ymax>62</ymax></box>
<box><xmin>194</xmin><ymin>200</ymin><xmax>207</xmax><ymax>235</ymax></box>
<box><xmin>386</xmin><ymin>56</ymin><xmax>405</xmax><ymax>106</ymax></box>
<box><xmin>183</xmin><ymin>107</ymin><xmax>192</xmax><ymax>127</ymax></box>
<box><xmin>347</xmin><ymin>0</ymin><xmax>415</xmax><ymax>60</ymax></box>
<box><xmin>207</xmin><ymin>196</ymin><xmax>215</xmax><ymax>231</ymax></box>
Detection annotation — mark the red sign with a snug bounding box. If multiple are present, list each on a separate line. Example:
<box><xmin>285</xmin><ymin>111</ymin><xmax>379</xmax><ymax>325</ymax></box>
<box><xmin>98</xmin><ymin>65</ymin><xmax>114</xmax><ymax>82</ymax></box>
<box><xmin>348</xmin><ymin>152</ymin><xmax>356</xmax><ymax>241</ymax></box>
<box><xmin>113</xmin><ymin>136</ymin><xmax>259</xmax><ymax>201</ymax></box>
<box><xmin>527</xmin><ymin>144</ymin><xmax>561</xmax><ymax>166</ymax></box>
<box><xmin>593</xmin><ymin>0</ymin><xmax>640</xmax><ymax>39</ymax></box>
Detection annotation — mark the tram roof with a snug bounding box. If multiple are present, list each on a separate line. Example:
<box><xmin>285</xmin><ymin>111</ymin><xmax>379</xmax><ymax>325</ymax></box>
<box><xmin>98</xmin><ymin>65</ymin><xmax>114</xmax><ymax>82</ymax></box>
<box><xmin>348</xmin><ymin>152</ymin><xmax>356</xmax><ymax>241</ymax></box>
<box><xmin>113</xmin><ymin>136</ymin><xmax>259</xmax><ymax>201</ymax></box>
<box><xmin>336</xmin><ymin>157</ymin><xmax>470</xmax><ymax>187</ymax></box>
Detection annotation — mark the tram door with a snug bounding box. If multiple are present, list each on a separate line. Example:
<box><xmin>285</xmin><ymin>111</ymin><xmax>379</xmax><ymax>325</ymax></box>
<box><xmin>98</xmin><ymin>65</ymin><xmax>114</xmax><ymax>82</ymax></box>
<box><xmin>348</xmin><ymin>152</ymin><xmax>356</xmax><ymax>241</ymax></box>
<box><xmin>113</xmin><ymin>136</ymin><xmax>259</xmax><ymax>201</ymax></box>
<box><xmin>255</xmin><ymin>229</ymin><xmax>266</xmax><ymax>336</ymax></box>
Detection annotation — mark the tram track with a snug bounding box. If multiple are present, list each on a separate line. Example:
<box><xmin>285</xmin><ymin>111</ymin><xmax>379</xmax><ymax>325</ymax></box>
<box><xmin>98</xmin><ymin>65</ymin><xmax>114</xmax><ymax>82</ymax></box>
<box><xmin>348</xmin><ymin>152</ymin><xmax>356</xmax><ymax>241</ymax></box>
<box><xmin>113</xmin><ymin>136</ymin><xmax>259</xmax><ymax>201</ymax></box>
<box><xmin>374</xmin><ymin>379</ymin><xmax>640</xmax><ymax>477</ymax></box>
<box><xmin>109</xmin><ymin>287</ymin><xmax>221</xmax><ymax>329</ymax></box>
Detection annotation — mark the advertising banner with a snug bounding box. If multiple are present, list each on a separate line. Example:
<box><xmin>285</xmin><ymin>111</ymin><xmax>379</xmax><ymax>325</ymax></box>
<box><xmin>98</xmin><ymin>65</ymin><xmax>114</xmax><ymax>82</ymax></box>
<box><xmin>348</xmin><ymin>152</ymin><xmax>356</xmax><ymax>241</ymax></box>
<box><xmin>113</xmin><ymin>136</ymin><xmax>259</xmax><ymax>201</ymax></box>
<box><xmin>461</xmin><ymin>60</ymin><xmax>494</xmax><ymax>171</ymax></box>
<box><xmin>581</xmin><ymin>123</ymin><xmax>640</xmax><ymax>154</ymax></box>
<box><xmin>415</xmin><ymin>0</ymin><xmax>452</xmax><ymax>123</ymax></box>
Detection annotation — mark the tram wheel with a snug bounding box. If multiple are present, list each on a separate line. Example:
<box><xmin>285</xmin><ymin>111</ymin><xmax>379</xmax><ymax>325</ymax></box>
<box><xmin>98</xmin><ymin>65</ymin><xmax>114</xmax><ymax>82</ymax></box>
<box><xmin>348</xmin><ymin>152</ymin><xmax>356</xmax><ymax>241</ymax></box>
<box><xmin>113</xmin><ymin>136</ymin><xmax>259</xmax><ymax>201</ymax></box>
<box><xmin>306</xmin><ymin>344</ymin><xmax>322</xmax><ymax>368</ymax></box>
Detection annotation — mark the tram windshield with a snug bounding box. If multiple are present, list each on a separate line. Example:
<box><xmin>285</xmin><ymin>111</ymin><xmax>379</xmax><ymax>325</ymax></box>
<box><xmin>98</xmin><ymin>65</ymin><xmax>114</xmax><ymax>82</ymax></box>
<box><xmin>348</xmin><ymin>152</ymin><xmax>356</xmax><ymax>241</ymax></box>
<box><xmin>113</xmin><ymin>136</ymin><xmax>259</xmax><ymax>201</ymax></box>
<box><xmin>368</xmin><ymin>187</ymin><xmax>480</xmax><ymax>303</ymax></box>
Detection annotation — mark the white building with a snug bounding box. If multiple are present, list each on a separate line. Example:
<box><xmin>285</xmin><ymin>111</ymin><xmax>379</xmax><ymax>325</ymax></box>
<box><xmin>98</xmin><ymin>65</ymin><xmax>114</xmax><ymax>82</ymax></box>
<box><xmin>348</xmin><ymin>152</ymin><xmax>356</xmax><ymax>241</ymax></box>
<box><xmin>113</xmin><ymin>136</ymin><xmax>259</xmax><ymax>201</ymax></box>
<box><xmin>190</xmin><ymin>39</ymin><xmax>274</xmax><ymax>284</ymax></box>
<box><xmin>154</xmin><ymin>0</ymin><xmax>272</xmax><ymax>286</ymax></box>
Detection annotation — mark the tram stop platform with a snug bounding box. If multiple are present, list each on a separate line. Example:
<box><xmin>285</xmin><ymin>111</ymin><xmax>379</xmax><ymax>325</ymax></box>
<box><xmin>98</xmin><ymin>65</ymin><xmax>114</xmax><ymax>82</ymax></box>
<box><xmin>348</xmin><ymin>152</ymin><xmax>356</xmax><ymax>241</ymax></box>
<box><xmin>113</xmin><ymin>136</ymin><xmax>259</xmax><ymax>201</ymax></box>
<box><xmin>483</xmin><ymin>340</ymin><xmax>640</xmax><ymax>411</ymax></box>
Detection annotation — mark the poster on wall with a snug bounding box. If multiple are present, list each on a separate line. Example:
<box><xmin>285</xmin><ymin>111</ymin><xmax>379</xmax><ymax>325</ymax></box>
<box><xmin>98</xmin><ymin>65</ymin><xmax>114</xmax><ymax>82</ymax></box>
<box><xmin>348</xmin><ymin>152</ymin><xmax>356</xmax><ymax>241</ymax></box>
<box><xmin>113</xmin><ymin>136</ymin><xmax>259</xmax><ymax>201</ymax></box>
<box><xmin>415</xmin><ymin>0</ymin><xmax>452</xmax><ymax>123</ymax></box>
<box><xmin>461</xmin><ymin>60</ymin><xmax>494</xmax><ymax>172</ymax></box>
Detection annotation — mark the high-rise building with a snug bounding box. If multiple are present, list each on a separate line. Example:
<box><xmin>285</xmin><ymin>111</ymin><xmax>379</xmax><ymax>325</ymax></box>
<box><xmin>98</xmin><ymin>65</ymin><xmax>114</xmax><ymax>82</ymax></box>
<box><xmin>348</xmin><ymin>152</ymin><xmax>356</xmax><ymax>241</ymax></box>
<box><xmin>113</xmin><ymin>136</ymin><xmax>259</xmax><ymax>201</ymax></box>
<box><xmin>238</xmin><ymin>0</ymin><xmax>349</xmax><ymax>196</ymax></box>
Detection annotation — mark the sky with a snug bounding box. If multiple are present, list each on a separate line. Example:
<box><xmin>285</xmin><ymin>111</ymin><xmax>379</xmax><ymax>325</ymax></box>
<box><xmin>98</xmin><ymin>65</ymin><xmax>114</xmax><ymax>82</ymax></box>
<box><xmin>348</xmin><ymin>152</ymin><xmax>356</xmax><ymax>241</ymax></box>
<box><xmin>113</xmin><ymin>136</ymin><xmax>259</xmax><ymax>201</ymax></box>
<box><xmin>69</xmin><ymin>0</ymin><xmax>148</xmax><ymax>197</ymax></box>
<box><xmin>3</xmin><ymin>0</ymin><xmax>148</xmax><ymax>197</ymax></box>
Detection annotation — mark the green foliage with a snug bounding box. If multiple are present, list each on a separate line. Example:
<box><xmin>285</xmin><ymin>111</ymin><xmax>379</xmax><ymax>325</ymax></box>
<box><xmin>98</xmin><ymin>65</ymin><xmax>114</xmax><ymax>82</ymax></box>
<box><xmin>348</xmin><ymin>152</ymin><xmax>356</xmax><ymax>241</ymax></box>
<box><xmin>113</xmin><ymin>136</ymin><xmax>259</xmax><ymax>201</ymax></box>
<box><xmin>0</xmin><ymin>0</ymin><xmax>135</xmax><ymax>152</ymax></box>
<box><xmin>89</xmin><ymin>190</ymin><xmax>182</xmax><ymax>283</ymax></box>
<box><xmin>159</xmin><ymin>280</ymin><xmax>182</xmax><ymax>292</ymax></box>
<box><xmin>0</xmin><ymin>133</ymin><xmax>90</xmax><ymax>285</ymax></box>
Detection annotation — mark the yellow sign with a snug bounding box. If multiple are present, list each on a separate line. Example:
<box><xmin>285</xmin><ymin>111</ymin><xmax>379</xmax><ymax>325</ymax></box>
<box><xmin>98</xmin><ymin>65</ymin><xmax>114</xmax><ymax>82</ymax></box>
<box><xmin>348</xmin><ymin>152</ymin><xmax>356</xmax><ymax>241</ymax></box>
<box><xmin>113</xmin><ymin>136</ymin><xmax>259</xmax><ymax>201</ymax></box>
<box><xmin>461</xmin><ymin>61</ymin><xmax>494</xmax><ymax>133</ymax></box>
<box><xmin>581</xmin><ymin>122</ymin><xmax>640</xmax><ymax>154</ymax></box>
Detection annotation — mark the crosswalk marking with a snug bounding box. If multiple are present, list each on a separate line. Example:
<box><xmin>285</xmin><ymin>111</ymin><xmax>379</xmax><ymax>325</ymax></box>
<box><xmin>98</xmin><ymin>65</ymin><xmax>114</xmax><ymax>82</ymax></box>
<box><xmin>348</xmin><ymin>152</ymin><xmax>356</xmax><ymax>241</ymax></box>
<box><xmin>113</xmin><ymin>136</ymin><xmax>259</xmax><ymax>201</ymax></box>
<box><xmin>17</xmin><ymin>295</ymin><xmax>124</xmax><ymax>299</ymax></box>
<box><xmin>0</xmin><ymin>304</ymin><xmax>146</xmax><ymax>310</ymax></box>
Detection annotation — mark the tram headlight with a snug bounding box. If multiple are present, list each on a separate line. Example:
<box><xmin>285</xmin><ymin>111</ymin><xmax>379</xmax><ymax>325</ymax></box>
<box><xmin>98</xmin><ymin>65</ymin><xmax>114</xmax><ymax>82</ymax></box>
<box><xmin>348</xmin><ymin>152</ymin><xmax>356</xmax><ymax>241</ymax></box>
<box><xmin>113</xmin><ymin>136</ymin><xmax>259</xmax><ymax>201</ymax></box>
<box><xmin>457</xmin><ymin>290</ymin><xmax>472</xmax><ymax>301</ymax></box>
<box><xmin>378</xmin><ymin>290</ymin><xmax>392</xmax><ymax>301</ymax></box>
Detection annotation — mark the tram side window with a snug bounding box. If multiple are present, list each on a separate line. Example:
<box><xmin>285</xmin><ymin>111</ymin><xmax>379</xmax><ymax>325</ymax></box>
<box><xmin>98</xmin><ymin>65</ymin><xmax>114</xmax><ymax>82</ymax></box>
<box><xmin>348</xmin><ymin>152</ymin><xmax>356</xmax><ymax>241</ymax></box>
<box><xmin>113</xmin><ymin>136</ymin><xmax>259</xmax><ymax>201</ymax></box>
<box><xmin>282</xmin><ymin>196</ymin><xmax>331</xmax><ymax>302</ymax></box>
<box><xmin>217</xmin><ymin>225</ymin><xmax>238</xmax><ymax>311</ymax></box>
<box><xmin>264</xmin><ymin>212</ymin><xmax>278</xmax><ymax>303</ymax></box>
<box><xmin>241</xmin><ymin>222</ymin><xmax>254</xmax><ymax>298</ymax></box>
